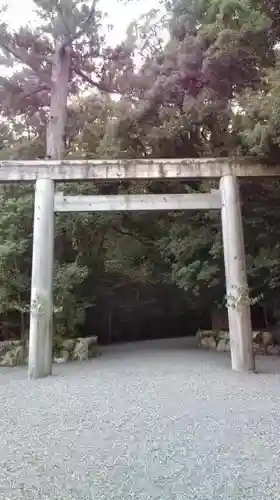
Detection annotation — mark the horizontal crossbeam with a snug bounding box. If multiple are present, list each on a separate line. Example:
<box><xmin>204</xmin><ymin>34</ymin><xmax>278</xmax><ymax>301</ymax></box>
<box><xmin>0</xmin><ymin>158</ymin><xmax>280</xmax><ymax>182</ymax></box>
<box><xmin>54</xmin><ymin>192</ymin><xmax>221</xmax><ymax>212</ymax></box>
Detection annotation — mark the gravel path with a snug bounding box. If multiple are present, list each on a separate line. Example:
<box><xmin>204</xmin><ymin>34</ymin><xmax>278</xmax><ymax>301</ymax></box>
<box><xmin>1</xmin><ymin>337</ymin><xmax>280</xmax><ymax>500</ymax></box>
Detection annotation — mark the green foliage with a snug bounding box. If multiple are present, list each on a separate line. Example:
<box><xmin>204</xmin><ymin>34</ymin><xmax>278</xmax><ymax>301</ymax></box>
<box><xmin>234</xmin><ymin>59</ymin><xmax>280</xmax><ymax>160</ymax></box>
<box><xmin>53</xmin><ymin>261</ymin><xmax>90</xmax><ymax>337</ymax></box>
<box><xmin>0</xmin><ymin>187</ymin><xmax>33</xmax><ymax>316</ymax></box>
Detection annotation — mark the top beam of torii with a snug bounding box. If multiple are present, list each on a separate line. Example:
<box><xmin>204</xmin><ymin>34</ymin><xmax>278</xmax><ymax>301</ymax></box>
<box><xmin>0</xmin><ymin>158</ymin><xmax>280</xmax><ymax>182</ymax></box>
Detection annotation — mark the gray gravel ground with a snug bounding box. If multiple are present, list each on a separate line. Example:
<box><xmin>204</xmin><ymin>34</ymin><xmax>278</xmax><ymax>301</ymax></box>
<box><xmin>1</xmin><ymin>337</ymin><xmax>280</xmax><ymax>500</ymax></box>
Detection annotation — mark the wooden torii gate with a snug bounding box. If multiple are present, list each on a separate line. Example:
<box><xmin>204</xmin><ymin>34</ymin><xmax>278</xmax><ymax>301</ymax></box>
<box><xmin>1</xmin><ymin>157</ymin><xmax>279</xmax><ymax>379</ymax></box>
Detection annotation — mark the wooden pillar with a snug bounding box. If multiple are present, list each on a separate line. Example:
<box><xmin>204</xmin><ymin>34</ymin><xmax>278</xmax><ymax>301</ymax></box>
<box><xmin>28</xmin><ymin>178</ymin><xmax>54</xmax><ymax>379</ymax></box>
<box><xmin>220</xmin><ymin>175</ymin><xmax>255</xmax><ymax>372</ymax></box>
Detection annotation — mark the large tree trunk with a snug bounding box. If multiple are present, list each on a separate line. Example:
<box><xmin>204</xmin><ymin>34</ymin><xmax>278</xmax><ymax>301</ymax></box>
<box><xmin>47</xmin><ymin>43</ymin><xmax>71</xmax><ymax>159</ymax></box>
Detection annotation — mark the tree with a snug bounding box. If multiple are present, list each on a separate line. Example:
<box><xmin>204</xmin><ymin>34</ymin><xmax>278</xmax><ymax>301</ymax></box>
<box><xmin>102</xmin><ymin>0</ymin><xmax>274</xmax><ymax>160</ymax></box>
<box><xmin>0</xmin><ymin>0</ymin><xmax>135</xmax><ymax>156</ymax></box>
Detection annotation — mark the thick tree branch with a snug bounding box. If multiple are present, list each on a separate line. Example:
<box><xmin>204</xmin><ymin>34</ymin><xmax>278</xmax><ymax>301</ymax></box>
<box><xmin>54</xmin><ymin>0</ymin><xmax>72</xmax><ymax>38</ymax></box>
<box><xmin>15</xmin><ymin>83</ymin><xmax>50</xmax><ymax>103</ymax></box>
<box><xmin>69</xmin><ymin>0</ymin><xmax>97</xmax><ymax>43</ymax></box>
<box><xmin>0</xmin><ymin>38</ymin><xmax>51</xmax><ymax>86</ymax></box>
<box><xmin>73</xmin><ymin>67</ymin><xmax>117</xmax><ymax>93</ymax></box>
<box><xmin>0</xmin><ymin>75</ymin><xmax>49</xmax><ymax>103</ymax></box>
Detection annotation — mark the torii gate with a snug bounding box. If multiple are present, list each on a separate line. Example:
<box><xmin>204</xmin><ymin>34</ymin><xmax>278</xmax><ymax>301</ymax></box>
<box><xmin>1</xmin><ymin>157</ymin><xmax>278</xmax><ymax>379</ymax></box>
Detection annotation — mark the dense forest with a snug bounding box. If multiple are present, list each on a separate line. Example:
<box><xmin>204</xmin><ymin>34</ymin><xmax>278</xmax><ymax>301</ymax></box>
<box><xmin>1</xmin><ymin>0</ymin><xmax>280</xmax><ymax>344</ymax></box>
